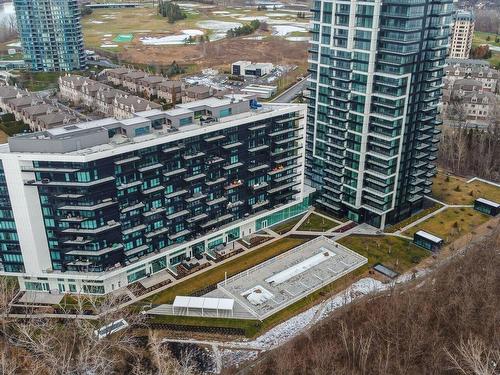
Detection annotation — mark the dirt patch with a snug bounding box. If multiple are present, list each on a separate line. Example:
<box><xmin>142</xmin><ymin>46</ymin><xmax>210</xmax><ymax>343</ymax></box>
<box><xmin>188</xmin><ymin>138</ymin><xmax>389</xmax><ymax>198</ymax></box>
<box><xmin>0</xmin><ymin>130</ymin><xmax>8</xmax><ymax>144</ymax></box>
<box><xmin>118</xmin><ymin>37</ymin><xmax>308</xmax><ymax>70</ymax></box>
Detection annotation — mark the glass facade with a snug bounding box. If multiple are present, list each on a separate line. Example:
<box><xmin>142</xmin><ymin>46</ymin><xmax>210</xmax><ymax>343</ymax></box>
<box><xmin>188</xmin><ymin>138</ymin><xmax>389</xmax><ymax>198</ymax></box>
<box><xmin>0</xmin><ymin>161</ymin><xmax>24</xmax><ymax>273</ymax></box>
<box><xmin>13</xmin><ymin>0</ymin><xmax>86</xmax><ymax>71</ymax></box>
<box><xmin>24</xmin><ymin>110</ymin><xmax>304</xmax><ymax>274</ymax></box>
<box><xmin>306</xmin><ymin>0</ymin><xmax>453</xmax><ymax>227</ymax></box>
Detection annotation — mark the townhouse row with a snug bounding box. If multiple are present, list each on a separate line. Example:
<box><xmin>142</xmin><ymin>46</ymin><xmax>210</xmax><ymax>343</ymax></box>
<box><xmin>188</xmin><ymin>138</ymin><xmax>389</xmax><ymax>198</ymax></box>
<box><xmin>0</xmin><ymin>86</ymin><xmax>77</xmax><ymax>131</ymax></box>
<box><xmin>59</xmin><ymin>75</ymin><xmax>162</xmax><ymax>120</ymax></box>
<box><xmin>105</xmin><ymin>68</ymin><xmax>219</xmax><ymax>103</ymax></box>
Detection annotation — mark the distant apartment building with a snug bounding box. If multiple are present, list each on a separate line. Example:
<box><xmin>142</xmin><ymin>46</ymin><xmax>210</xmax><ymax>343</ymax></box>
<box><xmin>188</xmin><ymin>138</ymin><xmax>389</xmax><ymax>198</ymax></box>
<box><xmin>59</xmin><ymin>75</ymin><xmax>161</xmax><ymax>119</ymax></box>
<box><xmin>449</xmin><ymin>10</ymin><xmax>475</xmax><ymax>59</ymax></box>
<box><xmin>306</xmin><ymin>0</ymin><xmax>453</xmax><ymax>227</ymax></box>
<box><xmin>0</xmin><ymin>86</ymin><xmax>76</xmax><ymax>131</ymax></box>
<box><xmin>13</xmin><ymin>0</ymin><xmax>87</xmax><ymax>71</ymax></box>
<box><xmin>0</xmin><ymin>95</ymin><xmax>309</xmax><ymax>294</ymax></box>
<box><xmin>444</xmin><ymin>60</ymin><xmax>499</xmax><ymax>92</ymax></box>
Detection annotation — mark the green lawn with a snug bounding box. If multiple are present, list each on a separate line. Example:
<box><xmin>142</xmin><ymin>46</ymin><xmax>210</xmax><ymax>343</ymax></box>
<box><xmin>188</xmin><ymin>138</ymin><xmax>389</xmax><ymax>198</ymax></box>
<box><xmin>473</xmin><ymin>31</ymin><xmax>500</xmax><ymax>47</ymax></box>
<box><xmin>338</xmin><ymin>235</ymin><xmax>430</xmax><ymax>274</ymax></box>
<box><xmin>385</xmin><ymin>203</ymin><xmax>443</xmax><ymax>233</ymax></box>
<box><xmin>488</xmin><ymin>52</ymin><xmax>500</xmax><ymax>69</ymax></box>
<box><xmin>151</xmin><ymin>237</ymin><xmax>307</xmax><ymax>304</ymax></box>
<box><xmin>13</xmin><ymin>71</ymin><xmax>64</xmax><ymax>92</ymax></box>
<box><xmin>432</xmin><ymin>172</ymin><xmax>500</xmax><ymax>205</ymax></box>
<box><xmin>297</xmin><ymin>213</ymin><xmax>338</xmax><ymax>231</ymax></box>
<box><xmin>403</xmin><ymin>207</ymin><xmax>490</xmax><ymax>243</ymax></box>
<box><xmin>270</xmin><ymin>215</ymin><xmax>304</xmax><ymax>235</ymax></box>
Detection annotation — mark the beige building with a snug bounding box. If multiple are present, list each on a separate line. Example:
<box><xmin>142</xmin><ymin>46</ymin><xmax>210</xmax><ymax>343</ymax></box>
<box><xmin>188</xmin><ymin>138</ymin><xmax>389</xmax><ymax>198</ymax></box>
<box><xmin>59</xmin><ymin>74</ymin><xmax>160</xmax><ymax>119</ymax></box>
<box><xmin>449</xmin><ymin>10</ymin><xmax>475</xmax><ymax>59</ymax></box>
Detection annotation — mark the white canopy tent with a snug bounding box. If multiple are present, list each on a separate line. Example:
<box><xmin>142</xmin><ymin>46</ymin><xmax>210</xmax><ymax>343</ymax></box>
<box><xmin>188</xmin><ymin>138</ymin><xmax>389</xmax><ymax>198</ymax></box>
<box><xmin>172</xmin><ymin>296</ymin><xmax>235</xmax><ymax>317</ymax></box>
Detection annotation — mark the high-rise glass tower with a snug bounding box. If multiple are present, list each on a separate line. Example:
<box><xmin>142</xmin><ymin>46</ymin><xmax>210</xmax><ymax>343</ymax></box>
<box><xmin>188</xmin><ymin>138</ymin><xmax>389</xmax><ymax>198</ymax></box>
<box><xmin>13</xmin><ymin>0</ymin><xmax>87</xmax><ymax>71</ymax></box>
<box><xmin>305</xmin><ymin>0</ymin><xmax>453</xmax><ymax>228</ymax></box>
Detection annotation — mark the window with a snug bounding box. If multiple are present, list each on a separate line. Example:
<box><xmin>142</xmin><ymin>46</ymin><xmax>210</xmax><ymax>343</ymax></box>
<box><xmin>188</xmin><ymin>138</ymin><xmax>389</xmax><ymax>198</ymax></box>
<box><xmin>179</xmin><ymin>117</ymin><xmax>192</xmax><ymax>126</ymax></box>
<box><xmin>134</xmin><ymin>126</ymin><xmax>150</xmax><ymax>137</ymax></box>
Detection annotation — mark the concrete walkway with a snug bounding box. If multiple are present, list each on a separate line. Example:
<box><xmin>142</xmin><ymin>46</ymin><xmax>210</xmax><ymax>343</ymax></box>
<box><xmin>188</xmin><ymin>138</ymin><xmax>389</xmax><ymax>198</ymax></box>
<box><xmin>466</xmin><ymin>177</ymin><xmax>500</xmax><ymax>187</ymax></box>
<box><xmin>394</xmin><ymin>196</ymin><xmax>475</xmax><ymax>235</ymax></box>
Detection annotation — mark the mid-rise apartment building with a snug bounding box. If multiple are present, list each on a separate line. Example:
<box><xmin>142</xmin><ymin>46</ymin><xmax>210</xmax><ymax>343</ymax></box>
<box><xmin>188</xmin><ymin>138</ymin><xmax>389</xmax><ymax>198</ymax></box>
<box><xmin>0</xmin><ymin>95</ymin><xmax>309</xmax><ymax>294</ymax></box>
<box><xmin>449</xmin><ymin>10</ymin><xmax>475</xmax><ymax>59</ymax></box>
<box><xmin>13</xmin><ymin>0</ymin><xmax>87</xmax><ymax>71</ymax></box>
<box><xmin>306</xmin><ymin>0</ymin><xmax>453</xmax><ymax>227</ymax></box>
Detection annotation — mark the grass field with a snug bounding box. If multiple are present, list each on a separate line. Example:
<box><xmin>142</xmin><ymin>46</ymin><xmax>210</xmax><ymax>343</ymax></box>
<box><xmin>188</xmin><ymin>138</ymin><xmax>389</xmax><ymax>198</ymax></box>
<box><xmin>297</xmin><ymin>213</ymin><xmax>338</xmax><ymax>231</ymax></box>
<box><xmin>14</xmin><ymin>71</ymin><xmax>65</xmax><ymax>91</ymax></box>
<box><xmin>402</xmin><ymin>207</ymin><xmax>490</xmax><ymax>243</ymax></box>
<box><xmin>338</xmin><ymin>235</ymin><xmax>430</xmax><ymax>274</ymax></box>
<box><xmin>270</xmin><ymin>215</ymin><xmax>304</xmax><ymax>235</ymax></box>
<box><xmin>0</xmin><ymin>130</ymin><xmax>7</xmax><ymax>144</ymax></box>
<box><xmin>385</xmin><ymin>203</ymin><xmax>443</xmax><ymax>233</ymax></box>
<box><xmin>431</xmin><ymin>172</ymin><xmax>500</xmax><ymax>205</ymax></box>
<box><xmin>150</xmin><ymin>237</ymin><xmax>308</xmax><ymax>304</ymax></box>
<box><xmin>473</xmin><ymin>31</ymin><xmax>500</xmax><ymax>47</ymax></box>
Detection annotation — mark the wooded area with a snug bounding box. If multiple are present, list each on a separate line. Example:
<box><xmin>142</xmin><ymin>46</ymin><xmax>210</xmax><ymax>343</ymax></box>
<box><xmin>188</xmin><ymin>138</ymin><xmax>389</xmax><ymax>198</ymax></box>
<box><xmin>439</xmin><ymin>99</ymin><xmax>500</xmax><ymax>181</ymax></box>
<box><xmin>225</xmin><ymin>228</ymin><xmax>500</xmax><ymax>375</ymax></box>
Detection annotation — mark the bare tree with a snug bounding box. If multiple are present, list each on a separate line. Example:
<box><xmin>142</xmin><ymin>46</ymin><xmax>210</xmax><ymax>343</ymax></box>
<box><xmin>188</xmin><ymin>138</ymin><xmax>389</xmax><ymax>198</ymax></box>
<box><xmin>447</xmin><ymin>336</ymin><xmax>500</xmax><ymax>375</ymax></box>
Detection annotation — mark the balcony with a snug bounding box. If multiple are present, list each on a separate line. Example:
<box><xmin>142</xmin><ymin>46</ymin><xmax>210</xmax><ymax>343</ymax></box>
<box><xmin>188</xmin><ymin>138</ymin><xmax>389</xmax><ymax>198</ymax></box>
<box><xmin>204</xmin><ymin>135</ymin><xmax>225</xmax><ymax>142</ymax></box>
<box><xmin>205</xmin><ymin>177</ymin><xmax>226</xmax><ymax>186</ymax></box>
<box><xmin>62</xmin><ymin>221</ymin><xmax>121</xmax><ymax>235</ymax></box>
<box><xmin>165</xmin><ymin>189</ymin><xmax>188</xmax><ymax>199</ymax></box>
<box><xmin>248</xmin><ymin>164</ymin><xmax>269</xmax><ymax>173</ymax></box>
<box><xmin>223</xmin><ymin>162</ymin><xmax>244</xmax><ymax>170</ymax></box>
<box><xmin>268</xmin><ymin>180</ymin><xmax>301</xmax><ymax>194</ymax></box>
<box><xmin>58</xmin><ymin>199</ymin><xmax>117</xmax><ymax>211</ymax></box>
<box><xmin>163</xmin><ymin>145</ymin><xmax>184</xmax><ymax>153</ymax></box>
<box><xmin>114</xmin><ymin>156</ymin><xmax>141</xmax><ymax>165</ymax></box>
<box><xmin>206</xmin><ymin>156</ymin><xmax>225</xmax><ymax>165</ymax></box>
<box><xmin>185</xmin><ymin>193</ymin><xmax>207</xmax><ymax>203</ymax></box>
<box><xmin>183</xmin><ymin>151</ymin><xmax>205</xmax><ymax>160</ymax></box>
<box><xmin>142</xmin><ymin>185</ymin><xmax>165</xmax><ymax>195</ymax></box>
<box><xmin>186</xmin><ymin>213</ymin><xmax>209</xmax><ymax>224</ymax></box>
<box><xmin>251</xmin><ymin>182</ymin><xmax>269</xmax><ymax>190</ymax></box>
<box><xmin>225</xmin><ymin>180</ymin><xmax>243</xmax><ymax>190</ymax></box>
<box><xmin>248</xmin><ymin>145</ymin><xmax>269</xmax><ymax>153</ymax></box>
<box><xmin>274</xmin><ymin>154</ymin><xmax>302</xmax><ymax>164</ymax></box>
<box><xmin>252</xmin><ymin>200</ymin><xmax>269</xmax><ymax>210</ymax></box>
<box><xmin>269</xmin><ymin>164</ymin><xmax>301</xmax><ymax>176</ymax></box>
<box><xmin>25</xmin><ymin>176</ymin><xmax>115</xmax><ymax>187</ymax></box>
<box><xmin>184</xmin><ymin>173</ymin><xmax>206</xmax><ymax>182</ymax></box>
<box><xmin>200</xmin><ymin>214</ymin><xmax>233</xmax><ymax>229</ymax></box>
<box><xmin>138</xmin><ymin>163</ymin><xmax>163</xmax><ymax>173</ymax></box>
<box><xmin>166</xmin><ymin>209</ymin><xmax>190</xmax><ymax>220</ymax></box>
<box><xmin>222</xmin><ymin>142</ymin><xmax>243</xmax><ymax>150</ymax></box>
<box><xmin>205</xmin><ymin>196</ymin><xmax>227</xmax><ymax>206</ymax></box>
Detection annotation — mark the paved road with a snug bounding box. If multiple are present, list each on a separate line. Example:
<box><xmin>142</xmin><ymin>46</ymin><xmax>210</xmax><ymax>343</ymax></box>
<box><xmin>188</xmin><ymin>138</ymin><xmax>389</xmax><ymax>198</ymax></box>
<box><xmin>272</xmin><ymin>76</ymin><xmax>310</xmax><ymax>103</ymax></box>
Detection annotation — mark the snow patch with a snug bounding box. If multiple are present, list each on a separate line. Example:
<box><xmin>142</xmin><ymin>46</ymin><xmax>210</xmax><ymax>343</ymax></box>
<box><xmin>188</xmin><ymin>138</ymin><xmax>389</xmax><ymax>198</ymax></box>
<box><xmin>272</xmin><ymin>24</ymin><xmax>307</xmax><ymax>36</ymax></box>
<box><xmin>286</xmin><ymin>36</ymin><xmax>309</xmax><ymax>42</ymax></box>
<box><xmin>237</xmin><ymin>16</ymin><xmax>269</xmax><ymax>21</ymax></box>
<box><xmin>197</xmin><ymin>20</ymin><xmax>243</xmax><ymax>32</ymax></box>
<box><xmin>140</xmin><ymin>30</ymin><xmax>204</xmax><ymax>45</ymax></box>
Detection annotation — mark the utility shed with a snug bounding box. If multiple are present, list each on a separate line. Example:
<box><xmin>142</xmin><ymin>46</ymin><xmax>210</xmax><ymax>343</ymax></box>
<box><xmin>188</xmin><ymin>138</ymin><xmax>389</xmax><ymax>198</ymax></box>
<box><xmin>474</xmin><ymin>198</ymin><xmax>499</xmax><ymax>216</ymax></box>
<box><xmin>413</xmin><ymin>230</ymin><xmax>444</xmax><ymax>251</ymax></box>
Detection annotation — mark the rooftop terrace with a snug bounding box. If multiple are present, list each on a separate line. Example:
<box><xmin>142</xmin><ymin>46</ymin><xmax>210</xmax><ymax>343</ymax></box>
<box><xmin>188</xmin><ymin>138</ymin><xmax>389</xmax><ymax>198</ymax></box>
<box><xmin>3</xmin><ymin>95</ymin><xmax>303</xmax><ymax>158</ymax></box>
